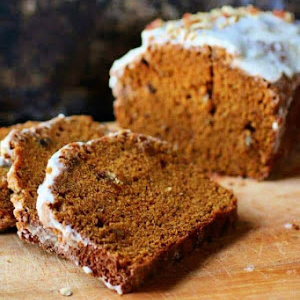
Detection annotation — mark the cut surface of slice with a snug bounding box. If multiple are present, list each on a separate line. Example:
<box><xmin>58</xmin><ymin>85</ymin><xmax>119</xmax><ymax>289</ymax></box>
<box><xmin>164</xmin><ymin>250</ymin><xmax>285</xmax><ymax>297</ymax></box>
<box><xmin>6</xmin><ymin>115</ymin><xmax>110</xmax><ymax>248</ymax></box>
<box><xmin>0</xmin><ymin>121</ymin><xmax>39</xmax><ymax>231</ymax></box>
<box><xmin>37</xmin><ymin>130</ymin><xmax>237</xmax><ymax>294</ymax></box>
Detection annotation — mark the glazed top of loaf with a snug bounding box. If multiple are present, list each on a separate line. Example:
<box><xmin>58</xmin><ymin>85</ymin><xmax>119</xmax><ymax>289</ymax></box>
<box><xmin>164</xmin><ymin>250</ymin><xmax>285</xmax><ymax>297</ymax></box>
<box><xmin>110</xmin><ymin>6</ymin><xmax>300</xmax><ymax>85</ymax></box>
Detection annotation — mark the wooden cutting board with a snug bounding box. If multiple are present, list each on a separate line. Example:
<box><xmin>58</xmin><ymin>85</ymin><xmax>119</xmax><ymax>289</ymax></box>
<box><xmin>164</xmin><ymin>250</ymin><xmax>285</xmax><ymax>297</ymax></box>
<box><xmin>0</xmin><ymin>126</ymin><xmax>299</xmax><ymax>300</ymax></box>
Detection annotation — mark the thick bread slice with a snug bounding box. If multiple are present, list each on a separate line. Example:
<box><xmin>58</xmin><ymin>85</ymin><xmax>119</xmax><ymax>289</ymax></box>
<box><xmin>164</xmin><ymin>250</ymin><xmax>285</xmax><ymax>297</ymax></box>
<box><xmin>0</xmin><ymin>121</ymin><xmax>39</xmax><ymax>231</ymax></box>
<box><xmin>37</xmin><ymin>130</ymin><xmax>237</xmax><ymax>294</ymax></box>
<box><xmin>6</xmin><ymin>115</ymin><xmax>110</xmax><ymax>250</ymax></box>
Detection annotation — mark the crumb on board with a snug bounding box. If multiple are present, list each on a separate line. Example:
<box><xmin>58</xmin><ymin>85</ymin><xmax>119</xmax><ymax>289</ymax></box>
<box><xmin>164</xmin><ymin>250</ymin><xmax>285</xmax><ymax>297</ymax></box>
<box><xmin>244</xmin><ymin>265</ymin><xmax>255</xmax><ymax>272</ymax></box>
<box><xmin>59</xmin><ymin>287</ymin><xmax>73</xmax><ymax>296</ymax></box>
<box><xmin>284</xmin><ymin>223</ymin><xmax>293</xmax><ymax>229</ymax></box>
<box><xmin>284</xmin><ymin>223</ymin><xmax>299</xmax><ymax>230</ymax></box>
<box><xmin>165</xmin><ymin>186</ymin><xmax>173</xmax><ymax>192</ymax></box>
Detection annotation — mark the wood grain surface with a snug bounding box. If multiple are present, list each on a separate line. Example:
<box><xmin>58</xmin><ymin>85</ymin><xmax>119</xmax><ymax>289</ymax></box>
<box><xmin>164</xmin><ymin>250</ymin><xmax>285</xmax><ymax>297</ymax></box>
<box><xmin>0</xmin><ymin>132</ymin><xmax>299</xmax><ymax>300</ymax></box>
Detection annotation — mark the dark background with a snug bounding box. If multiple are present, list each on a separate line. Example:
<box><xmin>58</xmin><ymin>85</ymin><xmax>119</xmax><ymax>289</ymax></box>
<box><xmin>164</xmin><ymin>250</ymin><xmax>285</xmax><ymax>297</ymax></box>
<box><xmin>0</xmin><ymin>0</ymin><xmax>299</xmax><ymax>125</ymax></box>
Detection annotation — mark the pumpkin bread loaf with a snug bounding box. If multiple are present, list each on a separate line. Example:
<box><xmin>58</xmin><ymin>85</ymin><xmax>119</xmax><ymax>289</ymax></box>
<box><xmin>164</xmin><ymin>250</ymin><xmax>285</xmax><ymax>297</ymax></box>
<box><xmin>110</xmin><ymin>6</ymin><xmax>300</xmax><ymax>179</ymax></box>
<box><xmin>37</xmin><ymin>130</ymin><xmax>237</xmax><ymax>294</ymax></box>
<box><xmin>0</xmin><ymin>121</ymin><xmax>39</xmax><ymax>231</ymax></box>
<box><xmin>5</xmin><ymin>115</ymin><xmax>110</xmax><ymax>251</ymax></box>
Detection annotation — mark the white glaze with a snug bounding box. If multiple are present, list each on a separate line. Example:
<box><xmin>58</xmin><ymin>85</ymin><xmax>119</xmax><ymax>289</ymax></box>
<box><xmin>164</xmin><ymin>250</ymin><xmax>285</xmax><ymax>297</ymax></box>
<box><xmin>110</xmin><ymin>8</ymin><xmax>300</xmax><ymax>86</ymax></box>
<box><xmin>36</xmin><ymin>143</ymin><xmax>89</xmax><ymax>246</ymax></box>
<box><xmin>284</xmin><ymin>223</ymin><xmax>293</xmax><ymax>229</ymax></box>
<box><xmin>100</xmin><ymin>276</ymin><xmax>123</xmax><ymax>295</ymax></box>
<box><xmin>43</xmin><ymin>113</ymin><xmax>65</xmax><ymax>129</ymax></box>
<box><xmin>83</xmin><ymin>266</ymin><xmax>93</xmax><ymax>274</ymax></box>
<box><xmin>109</xmin><ymin>47</ymin><xmax>146</xmax><ymax>89</ymax></box>
<box><xmin>36</xmin><ymin>145</ymin><xmax>68</xmax><ymax>211</ymax></box>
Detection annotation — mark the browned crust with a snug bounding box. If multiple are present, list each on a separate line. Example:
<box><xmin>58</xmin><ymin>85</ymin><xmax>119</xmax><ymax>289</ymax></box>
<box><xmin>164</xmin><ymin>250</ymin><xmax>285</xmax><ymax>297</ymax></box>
<box><xmin>24</xmin><ymin>203</ymin><xmax>236</xmax><ymax>293</ymax></box>
<box><xmin>62</xmin><ymin>202</ymin><xmax>237</xmax><ymax>293</ymax></box>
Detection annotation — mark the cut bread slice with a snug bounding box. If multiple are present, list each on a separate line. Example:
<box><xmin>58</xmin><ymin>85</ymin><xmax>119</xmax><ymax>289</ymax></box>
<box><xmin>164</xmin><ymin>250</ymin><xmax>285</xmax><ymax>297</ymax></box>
<box><xmin>37</xmin><ymin>130</ymin><xmax>237</xmax><ymax>294</ymax></box>
<box><xmin>0</xmin><ymin>121</ymin><xmax>39</xmax><ymax>231</ymax></box>
<box><xmin>5</xmin><ymin>115</ymin><xmax>110</xmax><ymax>250</ymax></box>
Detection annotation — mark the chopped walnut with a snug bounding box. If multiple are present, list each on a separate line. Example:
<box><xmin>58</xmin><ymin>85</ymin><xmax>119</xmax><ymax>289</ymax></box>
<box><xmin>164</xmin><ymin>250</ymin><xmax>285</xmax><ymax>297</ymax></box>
<box><xmin>179</xmin><ymin>6</ymin><xmax>293</xmax><ymax>33</ymax></box>
<box><xmin>273</xmin><ymin>10</ymin><xmax>294</xmax><ymax>22</ymax></box>
<box><xmin>146</xmin><ymin>19</ymin><xmax>163</xmax><ymax>30</ymax></box>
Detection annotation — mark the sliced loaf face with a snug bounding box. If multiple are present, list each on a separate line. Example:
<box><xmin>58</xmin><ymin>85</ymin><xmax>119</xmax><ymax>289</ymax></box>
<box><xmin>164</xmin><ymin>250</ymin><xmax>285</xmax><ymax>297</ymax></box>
<box><xmin>37</xmin><ymin>130</ymin><xmax>237</xmax><ymax>294</ymax></box>
<box><xmin>5</xmin><ymin>115</ymin><xmax>110</xmax><ymax>247</ymax></box>
<box><xmin>110</xmin><ymin>6</ymin><xmax>300</xmax><ymax>179</ymax></box>
<box><xmin>0</xmin><ymin>121</ymin><xmax>39</xmax><ymax>231</ymax></box>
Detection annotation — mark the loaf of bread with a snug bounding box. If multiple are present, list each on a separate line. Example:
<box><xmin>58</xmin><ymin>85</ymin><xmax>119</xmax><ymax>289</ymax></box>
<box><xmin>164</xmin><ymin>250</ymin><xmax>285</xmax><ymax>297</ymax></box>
<box><xmin>110</xmin><ymin>6</ymin><xmax>300</xmax><ymax>179</ymax></box>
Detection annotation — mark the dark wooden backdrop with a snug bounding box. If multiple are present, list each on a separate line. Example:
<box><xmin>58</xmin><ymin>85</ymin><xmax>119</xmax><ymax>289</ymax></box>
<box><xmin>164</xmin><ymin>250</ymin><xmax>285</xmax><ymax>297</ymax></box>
<box><xmin>0</xmin><ymin>0</ymin><xmax>298</xmax><ymax>125</ymax></box>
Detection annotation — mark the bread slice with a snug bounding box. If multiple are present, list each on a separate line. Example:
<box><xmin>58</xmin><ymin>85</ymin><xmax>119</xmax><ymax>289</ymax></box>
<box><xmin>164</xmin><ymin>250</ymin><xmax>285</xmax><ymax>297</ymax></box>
<box><xmin>37</xmin><ymin>130</ymin><xmax>237</xmax><ymax>294</ymax></box>
<box><xmin>5</xmin><ymin>115</ymin><xmax>110</xmax><ymax>250</ymax></box>
<box><xmin>0</xmin><ymin>121</ymin><xmax>39</xmax><ymax>231</ymax></box>
<box><xmin>110</xmin><ymin>6</ymin><xmax>300</xmax><ymax>179</ymax></box>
